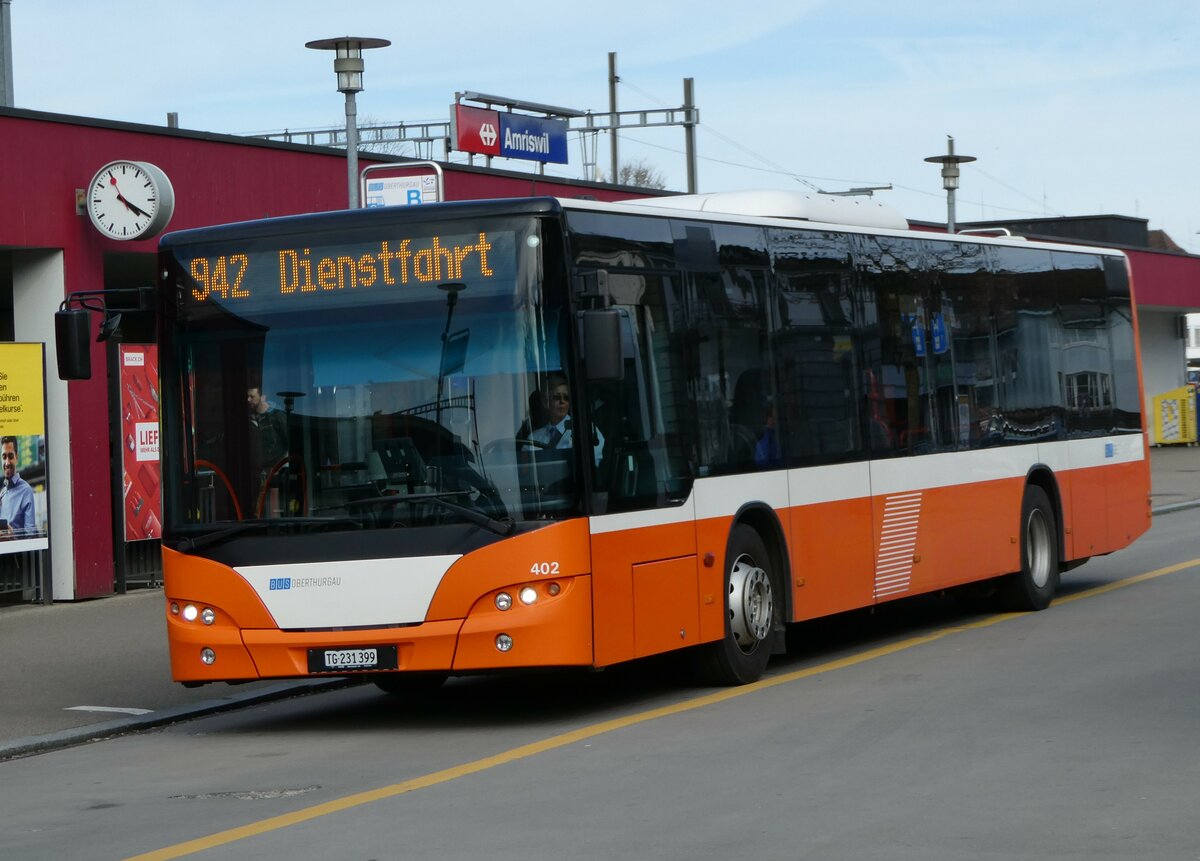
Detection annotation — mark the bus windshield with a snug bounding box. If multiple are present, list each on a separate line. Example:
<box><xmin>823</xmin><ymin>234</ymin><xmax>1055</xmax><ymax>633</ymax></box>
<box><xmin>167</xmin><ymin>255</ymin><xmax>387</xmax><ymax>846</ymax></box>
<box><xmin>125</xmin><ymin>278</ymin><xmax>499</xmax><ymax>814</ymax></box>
<box><xmin>160</xmin><ymin>214</ymin><xmax>583</xmax><ymax>541</ymax></box>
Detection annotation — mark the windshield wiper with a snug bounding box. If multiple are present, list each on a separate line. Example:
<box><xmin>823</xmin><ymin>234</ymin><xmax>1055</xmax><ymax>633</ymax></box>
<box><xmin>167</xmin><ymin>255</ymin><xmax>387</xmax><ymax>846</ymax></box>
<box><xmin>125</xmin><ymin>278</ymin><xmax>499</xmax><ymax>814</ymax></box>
<box><xmin>176</xmin><ymin>521</ymin><xmax>270</xmax><ymax>552</ymax></box>
<box><xmin>175</xmin><ymin>517</ymin><xmax>362</xmax><ymax>552</ymax></box>
<box><xmin>424</xmin><ymin>493</ymin><xmax>515</xmax><ymax>536</ymax></box>
<box><xmin>345</xmin><ymin>491</ymin><xmax>514</xmax><ymax>536</ymax></box>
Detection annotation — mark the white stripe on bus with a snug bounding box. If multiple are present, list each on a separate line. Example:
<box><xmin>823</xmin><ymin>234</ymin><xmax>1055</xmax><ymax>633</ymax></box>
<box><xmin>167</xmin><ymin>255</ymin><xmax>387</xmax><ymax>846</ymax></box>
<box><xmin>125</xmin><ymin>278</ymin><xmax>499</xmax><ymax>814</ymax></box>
<box><xmin>588</xmin><ymin>434</ymin><xmax>1144</xmax><ymax>535</ymax></box>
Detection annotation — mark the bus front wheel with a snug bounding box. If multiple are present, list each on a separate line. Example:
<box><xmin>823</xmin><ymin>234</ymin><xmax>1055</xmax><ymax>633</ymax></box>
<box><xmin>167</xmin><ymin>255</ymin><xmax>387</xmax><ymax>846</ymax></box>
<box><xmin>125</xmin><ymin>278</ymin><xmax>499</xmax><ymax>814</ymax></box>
<box><xmin>1000</xmin><ymin>485</ymin><xmax>1060</xmax><ymax>611</ymax></box>
<box><xmin>692</xmin><ymin>524</ymin><xmax>776</xmax><ymax>686</ymax></box>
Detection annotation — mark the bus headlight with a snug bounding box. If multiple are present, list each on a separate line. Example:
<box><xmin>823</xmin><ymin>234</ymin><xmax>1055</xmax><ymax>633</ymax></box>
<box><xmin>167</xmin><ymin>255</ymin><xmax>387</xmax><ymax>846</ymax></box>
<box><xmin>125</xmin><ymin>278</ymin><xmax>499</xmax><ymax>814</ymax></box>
<box><xmin>182</xmin><ymin>604</ymin><xmax>199</xmax><ymax>622</ymax></box>
<box><xmin>201</xmin><ymin>608</ymin><xmax>216</xmax><ymax>626</ymax></box>
<box><xmin>200</xmin><ymin>648</ymin><xmax>216</xmax><ymax>665</ymax></box>
<box><xmin>495</xmin><ymin>634</ymin><xmax>513</xmax><ymax>652</ymax></box>
<box><xmin>495</xmin><ymin>592</ymin><xmax>513</xmax><ymax>611</ymax></box>
<box><xmin>519</xmin><ymin>586</ymin><xmax>538</xmax><ymax>605</ymax></box>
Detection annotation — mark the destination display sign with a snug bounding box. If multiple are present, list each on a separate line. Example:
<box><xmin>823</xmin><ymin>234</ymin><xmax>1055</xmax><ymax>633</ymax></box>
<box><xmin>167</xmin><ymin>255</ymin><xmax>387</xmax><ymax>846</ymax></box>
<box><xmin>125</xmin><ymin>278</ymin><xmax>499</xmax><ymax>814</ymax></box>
<box><xmin>179</xmin><ymin>229</ymin><xmax>516</xmax><ymax>311</ymax></box>
<box><xmin>452</xmin><ymin>104</ymin><xmax>568</xmax><ymax>165</ymax></box>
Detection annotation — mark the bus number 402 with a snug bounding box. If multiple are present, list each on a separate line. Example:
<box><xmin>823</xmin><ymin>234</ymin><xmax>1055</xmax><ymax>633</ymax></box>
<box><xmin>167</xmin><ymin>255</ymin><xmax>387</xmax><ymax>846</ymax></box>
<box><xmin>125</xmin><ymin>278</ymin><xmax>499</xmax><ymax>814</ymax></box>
<box><xmin>530</xmin><ymin>562</ymin><xmax>560</xmax><ymax>576</ymax></box>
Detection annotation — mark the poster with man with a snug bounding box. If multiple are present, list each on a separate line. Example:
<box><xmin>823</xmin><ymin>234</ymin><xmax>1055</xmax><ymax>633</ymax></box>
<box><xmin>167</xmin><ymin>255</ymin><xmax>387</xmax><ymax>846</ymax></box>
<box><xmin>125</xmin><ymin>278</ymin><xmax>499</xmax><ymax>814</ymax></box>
<box><xmin>0</xmin><ymin>343</ymin><xmax>50</xmax><ymax>553</ymax></box>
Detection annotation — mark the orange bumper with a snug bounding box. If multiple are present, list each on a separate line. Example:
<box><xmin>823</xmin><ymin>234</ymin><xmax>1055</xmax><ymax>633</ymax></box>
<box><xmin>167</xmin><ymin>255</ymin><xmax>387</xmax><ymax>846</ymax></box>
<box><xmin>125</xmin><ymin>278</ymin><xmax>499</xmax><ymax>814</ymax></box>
<box><xmin>162</xmin><ymin>529</ymin><xmax>594</xmax><ymax>684</ymax></box>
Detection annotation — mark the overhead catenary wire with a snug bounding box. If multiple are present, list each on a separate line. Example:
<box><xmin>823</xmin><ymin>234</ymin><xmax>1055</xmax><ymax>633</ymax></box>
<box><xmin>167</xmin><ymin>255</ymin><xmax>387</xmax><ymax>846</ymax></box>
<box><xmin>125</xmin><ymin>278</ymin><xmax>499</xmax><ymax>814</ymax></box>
<box><xmin>343</xmin><ymin>76</ymin><xmax>1072</xmax><ymax>222</ymax></box>
<box><xmin>972</xmin><ymin>166</ymin><xmax>1066</xmax><ymax>217</ymax></box>
<box><xmin>619</xmin><ymin>76</ymin><xmax>823</xmax><ymax>191</ymax></box>
<box><xmin>616</xmin><ymin>131</ymin><xmax>1076</xmax><ymax>221</ymax></box>
<box><xmin>618</xmin><ymin>77</ymin><xmax>1075</xmax><ymax>220</ymax></box>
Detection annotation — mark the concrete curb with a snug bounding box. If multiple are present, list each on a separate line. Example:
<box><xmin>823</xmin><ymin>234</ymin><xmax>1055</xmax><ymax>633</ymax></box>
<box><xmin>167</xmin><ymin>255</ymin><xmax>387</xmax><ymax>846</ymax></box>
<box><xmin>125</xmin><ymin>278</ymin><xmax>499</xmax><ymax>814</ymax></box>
<box><xmin>0</xmin><ymin>678</ymin><xmax>355</xmax><ymax>762</ymax></box>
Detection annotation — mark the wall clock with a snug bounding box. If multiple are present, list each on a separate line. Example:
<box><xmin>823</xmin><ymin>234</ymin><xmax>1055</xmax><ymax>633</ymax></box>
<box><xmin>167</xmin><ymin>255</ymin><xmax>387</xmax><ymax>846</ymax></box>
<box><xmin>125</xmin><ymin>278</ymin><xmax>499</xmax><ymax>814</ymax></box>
<box><xmin>87</xmin><ymin>160</ymin><xmax>175</xmax><ymax>240</ymax></box>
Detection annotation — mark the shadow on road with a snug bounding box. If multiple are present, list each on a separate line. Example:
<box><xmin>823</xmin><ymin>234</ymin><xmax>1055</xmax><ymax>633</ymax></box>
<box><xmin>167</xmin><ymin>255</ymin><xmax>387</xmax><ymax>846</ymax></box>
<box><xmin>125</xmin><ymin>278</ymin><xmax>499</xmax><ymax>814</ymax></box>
<box><xmin>206</xmin><ymin>584</ymin><xmax>1076</xmax><ymax>737</ymax></box>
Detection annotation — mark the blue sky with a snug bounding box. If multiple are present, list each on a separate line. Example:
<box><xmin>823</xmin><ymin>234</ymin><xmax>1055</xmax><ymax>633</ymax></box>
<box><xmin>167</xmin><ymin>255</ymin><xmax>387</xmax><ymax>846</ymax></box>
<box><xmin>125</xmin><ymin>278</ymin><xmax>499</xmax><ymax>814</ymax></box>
<box><xmin>10</xmin><ymin>1</ymin><xmax>1199</xmax><ymax>251</ymax></box>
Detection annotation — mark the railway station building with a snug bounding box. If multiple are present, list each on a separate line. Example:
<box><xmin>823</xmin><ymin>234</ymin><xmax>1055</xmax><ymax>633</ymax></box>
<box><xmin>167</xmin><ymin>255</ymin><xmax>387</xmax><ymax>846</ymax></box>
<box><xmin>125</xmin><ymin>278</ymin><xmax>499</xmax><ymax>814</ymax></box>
<box><xmin>1</xmin><ymin>105</ymin><xmax>1198</xmax><ymax>603</ymax></box>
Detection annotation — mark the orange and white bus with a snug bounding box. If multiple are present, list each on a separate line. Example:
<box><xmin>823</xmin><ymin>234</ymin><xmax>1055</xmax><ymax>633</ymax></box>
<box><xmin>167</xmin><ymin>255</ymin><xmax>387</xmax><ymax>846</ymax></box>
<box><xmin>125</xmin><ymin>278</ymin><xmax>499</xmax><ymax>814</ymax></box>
<box><xmin>153</xmin><ymin>190</ymin><xmax>1150</xmax><ymax>689</ymax></box>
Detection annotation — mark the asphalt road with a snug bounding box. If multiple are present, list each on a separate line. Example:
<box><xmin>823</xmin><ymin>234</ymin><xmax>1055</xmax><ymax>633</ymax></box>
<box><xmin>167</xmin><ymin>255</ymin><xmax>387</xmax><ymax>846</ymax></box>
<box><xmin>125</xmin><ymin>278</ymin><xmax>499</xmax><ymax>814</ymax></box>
<box><xmin>2</xmin><ymin>444</ymin><xmax>1191</xmax><ymax>760</ymax></box>
<box><xmin>2</xmin><ymin>512</ymin><xmax>1198</xmax><ymax>860</ymax></box>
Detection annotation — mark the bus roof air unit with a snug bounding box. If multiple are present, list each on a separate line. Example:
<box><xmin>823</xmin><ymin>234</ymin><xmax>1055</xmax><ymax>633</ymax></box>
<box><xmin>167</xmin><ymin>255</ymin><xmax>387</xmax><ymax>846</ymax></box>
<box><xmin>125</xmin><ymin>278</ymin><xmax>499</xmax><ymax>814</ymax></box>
<box><xmin>619</xmin><ymin>189</ymin><xmax>908</xmax><ymax>231</ymax></box>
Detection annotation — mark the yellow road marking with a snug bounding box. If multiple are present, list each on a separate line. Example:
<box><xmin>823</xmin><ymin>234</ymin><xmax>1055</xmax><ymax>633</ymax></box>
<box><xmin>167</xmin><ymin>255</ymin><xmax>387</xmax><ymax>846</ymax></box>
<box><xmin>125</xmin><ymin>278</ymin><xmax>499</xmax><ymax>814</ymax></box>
<box><xmin>126</xmin><ymin>557</ymin><xmax>1200</xmax><ymax>861</ymax></box>
<box><xmin>1053</xmin><ymin>559</ymin><xmax>1200</xmax><ymax>604</ymax></box>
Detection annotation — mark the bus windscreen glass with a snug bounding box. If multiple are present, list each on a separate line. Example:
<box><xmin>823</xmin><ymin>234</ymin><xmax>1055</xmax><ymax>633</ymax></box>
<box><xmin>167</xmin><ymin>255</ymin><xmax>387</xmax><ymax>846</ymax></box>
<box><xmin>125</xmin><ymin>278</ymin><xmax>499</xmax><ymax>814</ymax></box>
<box><xmin>161</xmin><ymin>215</ymin><xmax>582</xmax><ymax>541</ymax></box>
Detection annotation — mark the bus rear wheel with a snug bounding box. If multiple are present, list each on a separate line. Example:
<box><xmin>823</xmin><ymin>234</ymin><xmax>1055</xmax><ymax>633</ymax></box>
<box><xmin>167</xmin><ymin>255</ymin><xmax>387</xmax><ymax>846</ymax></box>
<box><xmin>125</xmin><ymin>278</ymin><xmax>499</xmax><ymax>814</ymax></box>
<box><xmin>999</xmin><ymin>485</ymin><xmax>1060</xmax><ymax>611</ymax></box>
<box><xmin>692</xmin><ymin>524</ymin><xmax>776</xmax><ymax>686</ymax></box>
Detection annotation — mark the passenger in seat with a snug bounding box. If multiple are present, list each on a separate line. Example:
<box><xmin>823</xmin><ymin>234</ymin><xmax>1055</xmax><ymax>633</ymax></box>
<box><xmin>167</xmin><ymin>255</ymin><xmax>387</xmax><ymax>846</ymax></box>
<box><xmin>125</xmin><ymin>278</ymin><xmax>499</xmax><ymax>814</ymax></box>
<box><xmin>754</xmin><ymin>402</ymin><xmax>782</xmax><ymax>468</ymax></box>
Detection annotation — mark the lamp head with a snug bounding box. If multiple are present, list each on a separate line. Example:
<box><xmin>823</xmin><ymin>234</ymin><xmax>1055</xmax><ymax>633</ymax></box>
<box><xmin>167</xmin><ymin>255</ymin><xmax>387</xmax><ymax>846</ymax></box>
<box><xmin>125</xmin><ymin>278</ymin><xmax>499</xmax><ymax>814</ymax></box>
<box><xmin>305</xmin><ymin>36</ymin><xmax>391</xmax><ymax>94</ymax></box>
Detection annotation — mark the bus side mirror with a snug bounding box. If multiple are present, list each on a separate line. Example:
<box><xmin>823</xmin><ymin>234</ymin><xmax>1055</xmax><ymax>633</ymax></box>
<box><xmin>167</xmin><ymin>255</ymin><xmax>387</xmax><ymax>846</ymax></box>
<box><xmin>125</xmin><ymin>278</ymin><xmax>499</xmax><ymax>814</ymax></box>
<box><xmin>582</xmin><ymin>310</ymin><xmax>623</xmax><ymax>381</ymax></box>
<box><xmin>55</xmin><ymin>309</ymin><xmax>93</xmax><ymax>380</ymax></box>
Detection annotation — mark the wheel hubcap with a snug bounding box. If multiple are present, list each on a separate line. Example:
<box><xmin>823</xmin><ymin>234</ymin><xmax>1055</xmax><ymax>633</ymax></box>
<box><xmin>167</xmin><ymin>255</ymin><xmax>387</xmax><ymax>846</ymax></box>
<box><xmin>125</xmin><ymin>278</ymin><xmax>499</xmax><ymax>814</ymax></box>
<box><xmin>729</xmin><ymin>554</ymin><xmax>773</xmax><ymax>653</ymax></box>
<box><xmin>1026</xmin><ymin>508</ymin><xmax>1051</xmax><ymax>589</ymax></box>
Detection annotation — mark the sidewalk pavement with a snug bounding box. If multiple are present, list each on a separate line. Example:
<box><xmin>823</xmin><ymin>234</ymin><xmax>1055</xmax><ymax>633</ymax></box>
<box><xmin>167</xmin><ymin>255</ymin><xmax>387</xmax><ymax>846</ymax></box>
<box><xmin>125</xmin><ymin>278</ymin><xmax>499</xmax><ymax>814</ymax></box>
<box><xmin>1145</xmin><ymin>444</ymin><xmax>1200</xmax><ymax>513</ymax></box>
<box><xmin>0</xmin><ymin>590</ymin><xmax>352</xmax><ymax>760</ymax></box>
<box><xmin>2</xmin><ymin>445</ymin><xmax>1199</xmax><ymax>760</ymax></box>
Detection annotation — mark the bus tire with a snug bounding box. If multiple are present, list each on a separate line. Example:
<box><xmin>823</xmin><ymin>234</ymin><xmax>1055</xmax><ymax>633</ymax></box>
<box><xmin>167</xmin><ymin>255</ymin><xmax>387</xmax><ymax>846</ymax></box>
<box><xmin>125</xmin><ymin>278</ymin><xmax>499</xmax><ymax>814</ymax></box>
<box><xmin>692</xmin><ymin>524</ymin><xmax>776</xmax><ymax>685</ymax></box>
<box><xmin>999</xmin><ymin>485</ymin><xmax>1060</xmax><ymax>611</ymax></box>
<box><xmin>372</xmin><ymin>672</ymin><xmax>448</xmax><ymax>697</ymax></box>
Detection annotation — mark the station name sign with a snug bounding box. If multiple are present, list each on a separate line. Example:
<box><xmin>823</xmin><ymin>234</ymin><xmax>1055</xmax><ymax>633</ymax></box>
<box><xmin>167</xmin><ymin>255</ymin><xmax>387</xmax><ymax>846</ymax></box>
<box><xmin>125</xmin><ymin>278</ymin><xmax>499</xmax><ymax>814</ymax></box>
<box><xmin>452</xmin><ymin>104</ymin><xmax>568</xmax><ymax>165</ymax></box>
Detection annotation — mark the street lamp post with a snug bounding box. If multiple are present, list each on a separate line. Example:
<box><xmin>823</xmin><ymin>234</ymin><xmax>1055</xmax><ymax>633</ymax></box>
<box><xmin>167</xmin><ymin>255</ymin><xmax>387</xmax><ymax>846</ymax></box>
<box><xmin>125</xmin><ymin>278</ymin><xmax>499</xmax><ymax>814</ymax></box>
<box><xmin>924</xmin><ymin>136</ymin><xmax>976</xmax><ymax>234</ymax></box>
<box><xmin>0</xmin><ymin>0</ymin><xmax>14</xmax><ymax>106</ymax></box>
<box><xmin>305</xmin><ymin>36</ymin><xmax>391</xmax><ymax>209</ymax></box>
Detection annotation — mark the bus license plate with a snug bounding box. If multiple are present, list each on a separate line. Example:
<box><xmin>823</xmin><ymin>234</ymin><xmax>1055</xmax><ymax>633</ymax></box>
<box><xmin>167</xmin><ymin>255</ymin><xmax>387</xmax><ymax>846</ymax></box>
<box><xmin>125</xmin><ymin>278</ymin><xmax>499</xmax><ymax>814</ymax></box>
<box><xmin>307</xmin><ymin>645</ymin><xmax>398</xmax><ymax>673</ymax></box>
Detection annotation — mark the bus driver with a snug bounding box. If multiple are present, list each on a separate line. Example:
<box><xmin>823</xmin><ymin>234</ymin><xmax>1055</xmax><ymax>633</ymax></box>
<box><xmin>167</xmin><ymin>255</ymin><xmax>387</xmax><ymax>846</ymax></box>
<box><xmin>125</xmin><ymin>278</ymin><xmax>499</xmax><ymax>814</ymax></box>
<box><xmin>525</xmin><ymin>375</ymin><xmax>604</xmax><ymax>467</ymax></box>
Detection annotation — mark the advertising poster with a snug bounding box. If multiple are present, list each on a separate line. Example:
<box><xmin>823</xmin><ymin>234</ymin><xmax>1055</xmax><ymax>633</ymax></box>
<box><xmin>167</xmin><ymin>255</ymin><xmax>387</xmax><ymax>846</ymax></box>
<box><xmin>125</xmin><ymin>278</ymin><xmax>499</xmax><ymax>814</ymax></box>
<box><xmin>0</xmin><ymin>343</ymin><xmax>50</xmax><ymax>553</ymax></box>
<box><xmin>119</xmin><ymin>345</ymin><xmax>162</xmax><ymax>540</ymax></box>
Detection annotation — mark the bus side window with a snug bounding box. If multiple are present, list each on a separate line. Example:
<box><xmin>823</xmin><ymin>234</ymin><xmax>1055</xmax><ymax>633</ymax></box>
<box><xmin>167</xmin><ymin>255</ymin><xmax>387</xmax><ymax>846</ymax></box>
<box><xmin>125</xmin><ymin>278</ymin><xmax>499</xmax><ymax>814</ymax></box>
<box><xmin>854</xmin><ymin>235</ymin><xmax>935</xmax><ymax>456</ymax></box>
<box><xmin>690</xmin><ymin>266</ymin><xmax>773</xmax><ymax>473</ymax></box>
<box><xmin>729</xmin><ymin>369</ymin><xmax>768</xmax><ymax>468</ymax></box>
<box><xmin>770</xmin><ymin>228</ymin><xmax>862</xmax><ymax>465</ymax></box>
<box><xmin>594</xmin><ymin>273</ymin><xmax>695</xmax><ymax>513</ymax></box>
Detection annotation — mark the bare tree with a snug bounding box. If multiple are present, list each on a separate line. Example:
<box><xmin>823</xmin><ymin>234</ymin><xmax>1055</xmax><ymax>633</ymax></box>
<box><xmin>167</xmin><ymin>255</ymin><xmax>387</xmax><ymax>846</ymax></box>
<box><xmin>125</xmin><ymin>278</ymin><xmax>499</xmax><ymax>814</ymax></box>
<box><xmin>612</xmin><ymin>159</ymin><xmax>668</xmax><ymax>190</ymax></box>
